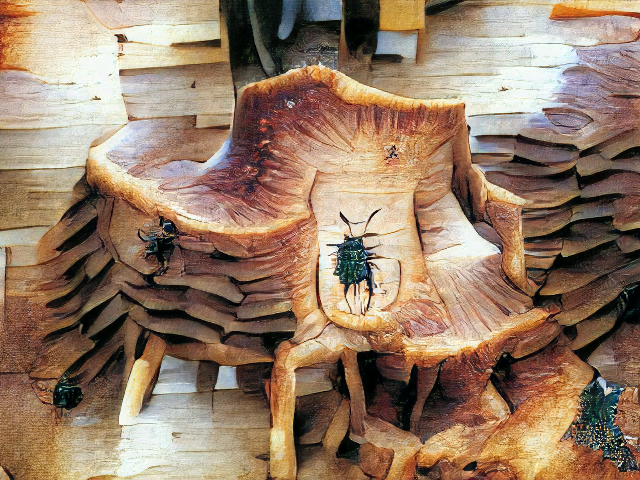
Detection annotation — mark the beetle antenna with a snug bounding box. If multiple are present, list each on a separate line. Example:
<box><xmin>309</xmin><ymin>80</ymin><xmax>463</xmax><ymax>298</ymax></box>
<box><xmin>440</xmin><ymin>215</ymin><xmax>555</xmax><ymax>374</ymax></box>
<box><xmin>363</xmin><ymin>209</ymin><xmax>381</xmax><ymax>234</ymax></box>
<box><xmin>339</xmin><ymin>212</ymin><xmax>353</xmax><ymax>236</ymax></box>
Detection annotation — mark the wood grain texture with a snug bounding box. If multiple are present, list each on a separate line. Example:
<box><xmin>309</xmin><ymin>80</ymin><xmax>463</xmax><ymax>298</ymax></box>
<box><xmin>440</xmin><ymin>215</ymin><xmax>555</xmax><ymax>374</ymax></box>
<box><xmin>0</xmin><ymin>168</ymin><xmax>86</xmax><ymax>230</ymax></box>
<box><xmin>120</xmin><ymin>64</ymin><xmax>234</xmax><ymax>121</ymax></box>
<box><xmin>362</xmin><ymin>1</ymin><xmax>640</xmax><ymax>334</ymax></box>
<box><xmin>0</xmin><ymin>0</ymin><xmax>234</xmax><ymax>273</ymax></box>
<box><xmin>24</xmin><ymin>66</ymin><xmax>555</xmax><ymax>480</ymax></box>
<box><xmin>83</xmin><ymin>0</ymin><xmax>221</xmax><ymax>29</ymax></box>
<box><xmin>2</xmin><ymin>1</ymin><xmax>640</xmax><ymax>479</ymax></box>
<box><xmin>0</xmin><ymin>0</ymin><xmax>127</xmax><ymax>128</ymax></box>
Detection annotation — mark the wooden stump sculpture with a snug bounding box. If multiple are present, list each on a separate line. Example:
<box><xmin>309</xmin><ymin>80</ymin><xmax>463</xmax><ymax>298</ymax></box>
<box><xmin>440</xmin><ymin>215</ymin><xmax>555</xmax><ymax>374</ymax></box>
<box><xmin>29</xmin><ymin>66</ymin><xmax>557</xmax><ymax>479</ymax></box>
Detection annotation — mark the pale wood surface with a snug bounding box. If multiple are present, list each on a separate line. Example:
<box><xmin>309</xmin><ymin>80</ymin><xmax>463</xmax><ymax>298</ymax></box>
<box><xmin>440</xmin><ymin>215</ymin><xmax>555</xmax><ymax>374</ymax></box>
<box><xmin>2</xmin><ymin>1</ymin><xmax>640</xmax><ymax>479</ymax></box>
<box><xmin>1</xmin><ymin>356</ymin><xmax>275</xmax><ymax>480</ymax></box>
<box><xmin>120</xmin><ymin>64</ymin><xmax>234</xmax><ymax>121</ymax></box>
<box><xmin>0</xmin><ymin>0</ymin><xmax>126</xmax><ymax>272</ymax></box>
<box><xmin>0</xmin><ymin>0</ymin><xmax>233</xmax><ymax>271</ymax></box>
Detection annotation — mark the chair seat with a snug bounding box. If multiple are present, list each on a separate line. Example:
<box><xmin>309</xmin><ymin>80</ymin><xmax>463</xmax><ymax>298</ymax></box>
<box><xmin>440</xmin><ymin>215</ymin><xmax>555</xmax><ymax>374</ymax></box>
<box><xmin>420</xmin><ymin>193</ymin><xmax>535</xmax><ymax>340</ymax></box>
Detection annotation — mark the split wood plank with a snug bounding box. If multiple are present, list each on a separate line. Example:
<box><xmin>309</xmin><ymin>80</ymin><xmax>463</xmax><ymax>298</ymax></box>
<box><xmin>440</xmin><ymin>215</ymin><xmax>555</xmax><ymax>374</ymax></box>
<box><xmin>370</xmin><ymin>66</ymin><xmax>569</xmax><ymax>116</ymax></box>
<box><xmin>0</xmin><ymin>0</ymin><xmax>127</xmax><ymax>129</ymax></box>
<box><xmin>581</xmin><ymin>171</ymin><xmax>640</xmax><ymax>199</ymax></box>
<box><xmin>420</xmin><ymin>3</ymin><xmax>640</xmax><ymax>46</ymax></box>
<box><xmin>524</xmin><ymin>236</ymin><xmax>563</xmax><ymax>259</ymax></box>
<box><xmin>522</xmin><ymin>197</ymin><xmax>616</xmax><ymax>238</ymax></box>
<box><xmin>568</xmin><ymin>305</ymin><xmax>619</xmax><ymax>351</ymax></box>
<box><xmin>484</xmin><ymin>172</ymin><xmax>579</xmax><ymax>208</ymax></box>
<box><xmin>118</xmin><ymin>42</ymin><xmax>229</xmax><ymax>71</ymax></box>
<box><xmin>119</xmin><ymin>63</ymin><xmax>235</xmax><ymax>122</ymax></box>
<box><xmin>83</xmin><ymin>0</ymin><xmax>221</xmax><ymax>29</ymax></box>
<box><xmin>117</xmin><ymin>22</ymin><xmax>221</xmax><ymax>46</ymax></box>
<box><xmin>0</xmin><ymin>126</ymin><xmax>113</xmax><ymax>170</ymax></box>
<box><xmin>577</xmin><ymin>153</ymin><xmax>640</xmax><ymax>177</ymax></box>
<box><xmin>556</xmin><ymin>260</ymin><xmax>640</xmax><ymax>325</ymax></box>
<box><xmin>0</xmin><ymin>70</ymin><xmax>127</xmax><ymax>130</ymax></box>
<box><xmin>561</xmin><ymin>220</ymin><xmax>619</xmax><ymax>257</ymax></box>
<box><xmin>0</xmin><ymin>168</ymin><xmax>86</xmax><ymax>230</ymax></box>
<box><xmin>469</xmin><ymin>136</ymin><xmax>517</xmax><ymax>155</ymax></box>
<box><xmin>525</xmin><ymin>255</ymin><xmax>557</xmax><ymax>270</ymax></box>
<box><xmin>467</xmin><ymin>114</ymin><xmax>540</xmax><ymax>137</ymax></box>
<box><xmin>478</xmin><ymin>161</ymin><xmax>575</xmax><ymax>177</ymax></box>
<box><xmin>541</xmin><ymin>243</ymin><xmax>634</xmax><ymax>295</ymax></box>
<box><xmin>514</xmin><ymin>140</ymin><xmax>579</xmax><ymax>166</ymax></box>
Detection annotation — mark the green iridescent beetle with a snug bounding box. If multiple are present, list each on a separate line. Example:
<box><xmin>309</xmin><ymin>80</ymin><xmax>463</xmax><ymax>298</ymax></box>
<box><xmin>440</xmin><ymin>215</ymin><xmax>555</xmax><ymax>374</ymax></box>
<box><xmin>53</xmin><ymin>380</ymin><xmax>84</xmax><ymax>410</ymax></box>
<box><xmin>329</xmin><ymin>209</ymin><xmax>381</xmax><ymax>313</ymax></box>
<box><xmin>138</xmin><ymin>217</ymin><xmax>178</xmax><ymax>278</ymax></box>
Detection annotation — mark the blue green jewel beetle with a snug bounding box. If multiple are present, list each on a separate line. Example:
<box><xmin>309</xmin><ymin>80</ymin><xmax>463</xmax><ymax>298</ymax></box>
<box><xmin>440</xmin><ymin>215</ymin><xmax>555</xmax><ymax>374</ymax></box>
<box><xmin>138</xmin><ymin>217</ymin><xmax>178</xmax><ymax>277</ymax></box>
<box><xmin>329</xmin><ymin>209</ymin><xmax>381</xmax><ymax>313</ymax></box>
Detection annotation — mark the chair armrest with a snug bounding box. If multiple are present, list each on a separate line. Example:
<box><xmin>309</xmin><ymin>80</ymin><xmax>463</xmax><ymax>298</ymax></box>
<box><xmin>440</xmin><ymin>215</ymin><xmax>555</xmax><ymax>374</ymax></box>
<box><xmin>485</xmin><ymin>199</ymin><xmax>536</xmax><ymax>296</ymax></box>
<box><xmin>477</xmin><ymin>166</ymin><xmax>533</xmax><ymax>295</ymax></box>
<box><xmin>450</xmin><ymin>123</ymin><xmax>534</xmax><ymax>295</ymax></box>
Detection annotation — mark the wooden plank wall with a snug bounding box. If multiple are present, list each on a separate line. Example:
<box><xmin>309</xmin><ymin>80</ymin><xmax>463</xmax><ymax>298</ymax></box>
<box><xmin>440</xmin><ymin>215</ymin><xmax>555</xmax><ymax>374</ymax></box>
<box><xmin>0</xmin><ymin>0</ymin><xmax>127</xmax><ymax>267</ymax></box>
<box><xmin>0</xmin><ymin>0</ymin><xmax>234</xmax><ymax>268</ymax></box>
<box><xmin>0</xmin><ymin>0</ymin><xmax>234</xmax><ymax>376</ymax></box>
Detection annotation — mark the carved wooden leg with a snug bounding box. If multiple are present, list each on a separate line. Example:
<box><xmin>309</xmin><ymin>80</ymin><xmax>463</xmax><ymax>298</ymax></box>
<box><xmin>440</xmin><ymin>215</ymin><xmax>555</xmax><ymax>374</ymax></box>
<box><xmin>270</xmin><ymin>342</ymin><xmax>298</xmax><ymax>480</ymax></box>
<box><xmin>119</xmin><ymin>333</ymin><xmax>166</xmax><ymax>426</ymax></box>
<box><xmin>410</xmin><ymin>364</ymin><xmax>440</xmax><ymax>435</ymax></box>
<box><xmin>269</xmin><ymin>329</ymin><xmax>352</xmax><ymax>479</ymax></box>
<box><xmin>122</xmin><ymin>319</ymin><xmax>143</xmax><ymax>391</ymax></box>
<box><xmin>341</xmin><ymin>349</ymin><xmax>366</xmax><ymax>439</ymax></box>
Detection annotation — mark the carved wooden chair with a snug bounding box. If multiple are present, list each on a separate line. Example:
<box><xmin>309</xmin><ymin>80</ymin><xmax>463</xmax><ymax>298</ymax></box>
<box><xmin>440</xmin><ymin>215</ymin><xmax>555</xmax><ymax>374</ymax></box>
<box><xmin>29</xmin><ymin>66</ymin><xmax>554</xmax><ymax>479</ymax></box>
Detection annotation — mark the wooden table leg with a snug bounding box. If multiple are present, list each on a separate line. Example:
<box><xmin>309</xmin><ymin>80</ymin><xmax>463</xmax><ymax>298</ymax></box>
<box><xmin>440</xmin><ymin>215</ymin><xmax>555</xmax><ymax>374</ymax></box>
<box><xmin>119</xmin><ymin>333</ymin><xmax>166</xmax><ymax>426</ymax></box>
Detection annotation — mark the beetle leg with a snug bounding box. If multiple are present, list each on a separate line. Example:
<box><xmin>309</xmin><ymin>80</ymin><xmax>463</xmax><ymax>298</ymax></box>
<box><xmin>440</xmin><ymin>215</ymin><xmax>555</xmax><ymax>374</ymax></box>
<box><xmin>369</xmin><ymin>261</ymin><xmax>382</xmax><ymax>271</ymax></box>
<box><xmin>344</xmin><ymin>283</ymin><xmax>353</xmax><ymax>314</ymax></box>
<box><xmin>158</xmin><ymin>257</ymin><xmax>168</xmax><ymax>276</ymax></box>
<box><xmin>120</xmin><ymin>333</ymin><xmax>166</xmax><ymax>425</ymax></box>
<box><xmin>367</xmin><ymin>254</ymin><xmax>392</xmax><ymax>261</ymax></box>
<box><xmin>138</xmin><ymin>229</ymin><xmax>155</xmax><ymax>242</ymax></box>
<box><xmin>366</xmin><ymin>262</ymin><xmax>374</xmax><ymax>311</ymax></box>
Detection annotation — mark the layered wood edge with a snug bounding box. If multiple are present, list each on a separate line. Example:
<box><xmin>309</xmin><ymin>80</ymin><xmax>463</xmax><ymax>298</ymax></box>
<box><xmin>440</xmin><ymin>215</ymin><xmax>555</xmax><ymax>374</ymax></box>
<box><xmin>87</xmin><ymin>65</ymin><xmax>466</xmax><ymax>238</ymax></box>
